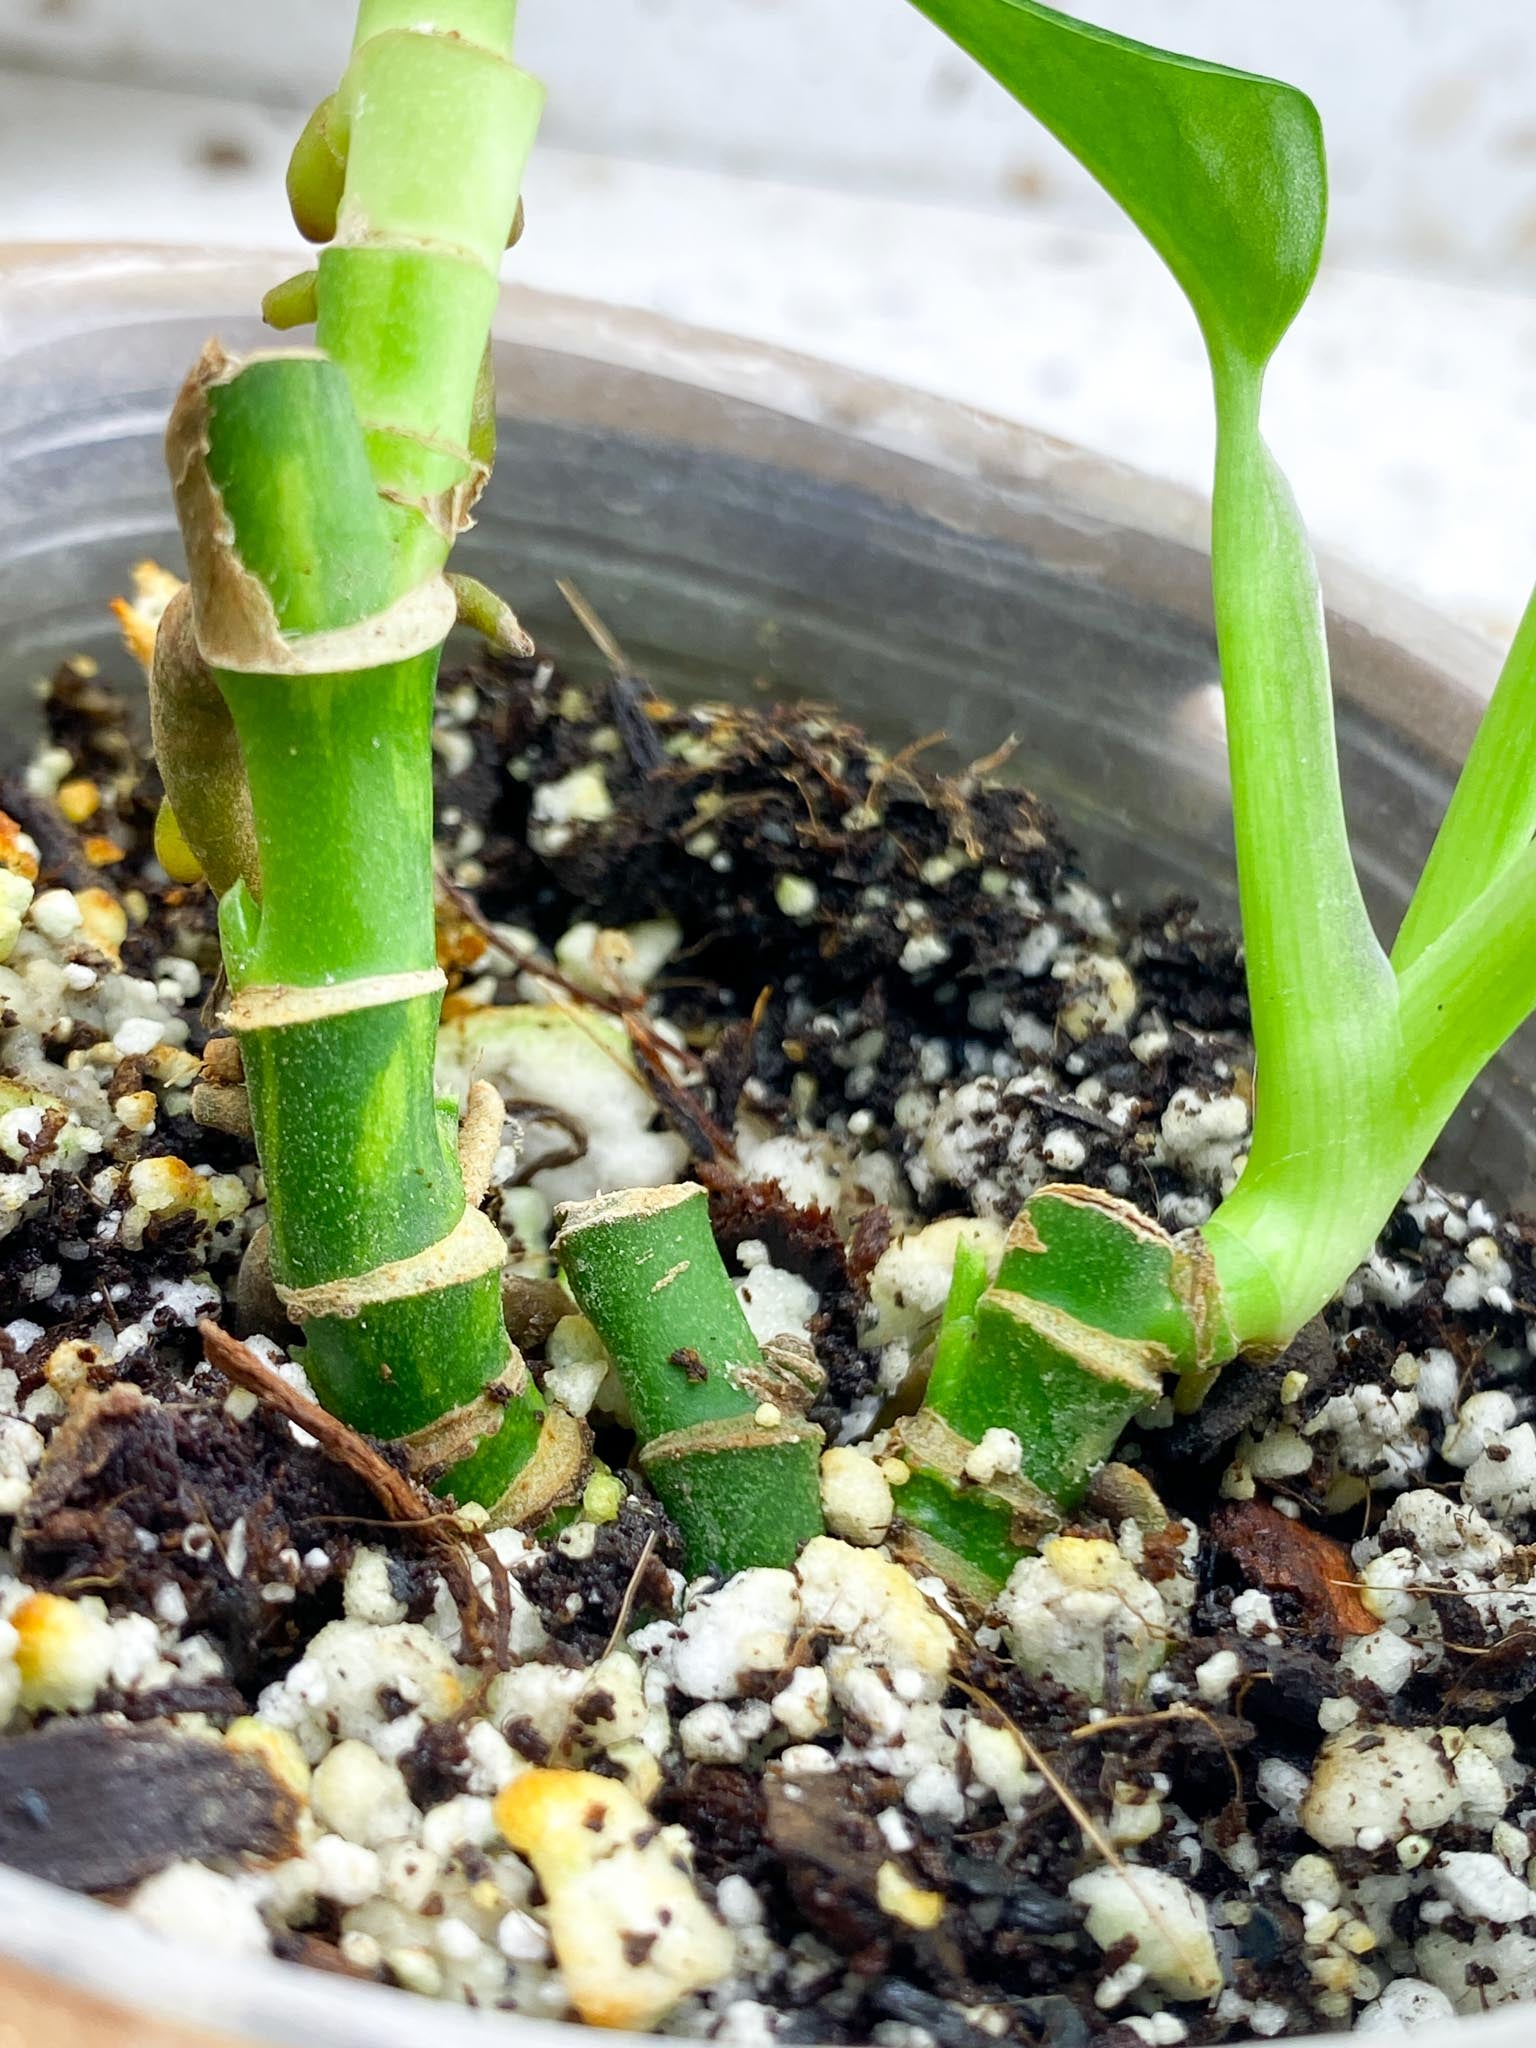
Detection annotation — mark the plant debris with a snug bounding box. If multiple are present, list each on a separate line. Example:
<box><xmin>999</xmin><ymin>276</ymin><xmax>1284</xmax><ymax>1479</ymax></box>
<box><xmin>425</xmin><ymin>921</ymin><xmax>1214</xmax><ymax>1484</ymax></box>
<box><xmin>18</xmin><ymin>1381</ymin><xmax>368</xmax><ymax>1683</ymax></box>
<box><xmin>1210</xmin><ymin>1499</ymin><xmax>1379</xmax><ymax>1646</ymax></box>
<box><xmin>0</xmin><ymin>1717</ymin><xmax>299</xmax><ymax>1891</ymax></box>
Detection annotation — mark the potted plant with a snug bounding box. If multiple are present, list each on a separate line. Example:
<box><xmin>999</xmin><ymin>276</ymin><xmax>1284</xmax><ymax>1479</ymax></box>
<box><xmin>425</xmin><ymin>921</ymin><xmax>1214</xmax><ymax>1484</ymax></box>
<box><xmin>1</xmin><ymin>2</ymin><xmax>1535</xmax><ymax>2044</ymax></box>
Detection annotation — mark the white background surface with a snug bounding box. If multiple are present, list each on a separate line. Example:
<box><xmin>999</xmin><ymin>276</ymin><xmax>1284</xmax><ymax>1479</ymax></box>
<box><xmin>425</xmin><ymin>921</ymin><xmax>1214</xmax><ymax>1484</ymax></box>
<box><xmin>3</xmin><ymin>1</ymin><xmax>1536</xmax><ymax>639</ymax></box>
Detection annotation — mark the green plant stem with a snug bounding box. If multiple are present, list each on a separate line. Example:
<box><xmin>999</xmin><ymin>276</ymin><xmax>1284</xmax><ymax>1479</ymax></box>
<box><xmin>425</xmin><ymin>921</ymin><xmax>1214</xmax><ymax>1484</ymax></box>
<box><xmin>163</xmin><ymin>1</ymin><xmax>565</xmax><ymax>1519</ymax></box>
<box><xmin>1393</xmin><ymin>581</ymin><xmax>1536</xmax><ymax>972</ymax></box>
<box><xmin>930</xmin><ymin>1235</ymin><xmax>988</xmax><ymax>1385</ymax></box>
<box><xmin>1395</xmin><ymin>838</ymin><xmax>1536</xmax><ymax>1130</ymax></box>
<box><xmin>1194</xmin><ymin>360</ymin><xmax>1400</xmax><ymax>1347</ymax></box>
<box><xmin>315</xmin><ymin>1</ymin><xmax>540</xmax><ymax>589</ymax></box>
<box><xmin>890</xmin><ymin>0</ymin><xmax>1536</xmax><ymax>1599</ymax></box>
<box><xmin>554</xmin><ymin>1185</ymin><xmax>824</xmax><ymax>1577</ymax></box>
<box><xmin>187</xmin><ymin>358</ymin><xmax>546</xmax><ymax>1509</ymax></box>
<box><xmin>1207</xmin><ymin>362</ymin><xmax>1396</xmax><ymax>1119</ymax></box>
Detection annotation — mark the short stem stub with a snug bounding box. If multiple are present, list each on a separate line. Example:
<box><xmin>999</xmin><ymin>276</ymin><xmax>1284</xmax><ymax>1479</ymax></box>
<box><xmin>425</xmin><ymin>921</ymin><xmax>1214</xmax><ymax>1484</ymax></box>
<box><xmin>892</xmin><ymin>1184</ymin><xmax>1235</xmax><ymax>1594</ymax></box>
<box><xmin>554</xmin><ymin>1184</ymin><xmax>825</xmax><ymax>1577</ymax></box>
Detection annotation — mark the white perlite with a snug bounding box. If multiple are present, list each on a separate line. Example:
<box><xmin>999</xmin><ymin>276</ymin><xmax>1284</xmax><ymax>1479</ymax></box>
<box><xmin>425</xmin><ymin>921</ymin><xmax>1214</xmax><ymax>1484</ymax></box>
<box><xmin>495</xmin><ymin>1769</ymin><xmax>734</xmax><ymax>2030</ymax></box>
<box><xmin>1463</xmin><ymin>1423</ymin><xmax>1536</xmax><ymax>1520</ymax></box>
<box><xmin>818</xmin><ymin>1447</ymin><xmax>893</xmax><ymax>1546</ymax></box>
<box><xmin>255</xmin><ymin>1619</ymin><xmax>465</xmax><ymax>1763</ymax></box>
<box><xmin>1070</xmin><ymin>1864</ymin><xmax>1222</xmax><ymax>2001</ymax></box>
<box><xmin>635</xmin><ymin>1568</ymin><xmax>799</xmax><ymax>1702</ymax></box>
<box><xmin>312</xmin><ymin>1741</ymin><xmax>419</xmax><ymax>1848</ymax></box>
<box><xmin>963</xmin><ymin>1427</ymin><xmax>1023</xmax><ymax>1484</ymax></box>
<box><xmin>1432</xmin><ymin>1851</ymin><xmax>1536</xmax><ymax>1925</ymax></box>
<box><xmin>130</xmin><ymin>1862</ymin><xmax>269</xmax><ymax>1958</ymax></box>
<box><xmin>1353</xmin><ymin>1979</ymin><xmax>1458</xmax><ymax>2032</ymax></box>
<box><xmin>1302</xmin><ymin>1724</ymin><xmax>1513</xmax><ymax>1851</ymax></box>
<box><xmin>1417</xmin><ymin>1928</ymin><xmax>1536</xmax><ymax>2013</ymax></box>
<box><xmin>998</xmin><ymin>1537</ymin><xmax>1167</xmax><ymax>1703</ymax></box>
<box><xmin>734</xmin><ymin>1239</ymin><xmax>819</xmax><ymax>1344</ymax></box>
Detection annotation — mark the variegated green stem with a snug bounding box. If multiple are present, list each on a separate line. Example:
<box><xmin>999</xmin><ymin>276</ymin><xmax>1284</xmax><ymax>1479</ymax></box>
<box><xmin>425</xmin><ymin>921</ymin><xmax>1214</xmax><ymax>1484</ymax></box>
<box><xmin>158</xmin><ymin>0</ymin><xmax>577</xmax><ymax>1523</ymax></box>
<box><xmin>169</xmin><ymin>354</ymin><xmax>575</xmax><ymax>1519</ymax></box>
<box><xmin>891</xmin><ymin>1185</ymin><xmax>1233</xmax><ymax>1595</ymax></box>
<box><xmin>305</xmin><ymin>0</ymin><xmax>542</xmax><ymax>591</ymax></box>
<box><xmin>554</xmin><ymin>1185</ymin><xmax>826</xmax><ymax>1577</ymax></box>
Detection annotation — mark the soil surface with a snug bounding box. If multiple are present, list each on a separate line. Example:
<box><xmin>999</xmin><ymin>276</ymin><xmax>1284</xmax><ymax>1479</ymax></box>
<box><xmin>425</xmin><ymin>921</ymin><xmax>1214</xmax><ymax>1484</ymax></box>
<box><xmin>2</xmin><ymin>639</ymin><xmax>1535</xmax><ymax>2044</ymax></box>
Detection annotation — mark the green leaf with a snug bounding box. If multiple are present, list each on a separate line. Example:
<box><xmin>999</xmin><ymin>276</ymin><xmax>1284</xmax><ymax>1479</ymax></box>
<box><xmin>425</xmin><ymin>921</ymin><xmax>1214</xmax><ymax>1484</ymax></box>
<box><xmin>906</xmin><ymin>0</ymin><xmax>1325</xmax><ymax>371</ymax></box>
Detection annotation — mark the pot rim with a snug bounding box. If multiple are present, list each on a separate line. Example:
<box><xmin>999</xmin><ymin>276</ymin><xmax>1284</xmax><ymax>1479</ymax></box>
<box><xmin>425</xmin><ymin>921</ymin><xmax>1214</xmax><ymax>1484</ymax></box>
<box><xmin>0</xmin><ymin>243</ymin><xmax>1522</xmax><ymax>2048</ymax></box>
<box><xmin>0</xmin><ymin>240</ymin><xmax>1503</xmax><ymax>710</ymax></box>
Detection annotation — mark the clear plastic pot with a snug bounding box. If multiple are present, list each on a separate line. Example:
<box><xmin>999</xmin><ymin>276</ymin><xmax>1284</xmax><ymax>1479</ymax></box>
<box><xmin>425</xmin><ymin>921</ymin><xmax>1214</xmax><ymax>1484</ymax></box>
<box><xmin>0</xmin><ymin>246</ymin><xmax>1524</xmax><ymax>2048</ymax></box>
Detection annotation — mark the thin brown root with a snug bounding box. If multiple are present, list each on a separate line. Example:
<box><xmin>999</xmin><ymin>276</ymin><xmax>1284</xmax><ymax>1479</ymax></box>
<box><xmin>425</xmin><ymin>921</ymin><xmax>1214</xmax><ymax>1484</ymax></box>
<box><xmin>602</xmin><ymin>1528</ymin><xmax>659</xmax><ymax>1662</ymax></box>
<box><xmin>198</xmin><ymin>1318</ymin><xmax>510</xmax><ymax>1666</ymax></box>
<box><xmin>954</xmin><ymin>1676</ymin><xmax>1217</xmax><ymax>1987</ymax></box>
<box><xmin>1067</xmin><ymin>1701</ymin><xmax>1246</xmax><ymax>1811</ymax></box>
<box><xmin>623</xmin><ymin>1013</ymin><xmax>735</xmax><ymax>1164</ymax></box>
<box><xmin>502</xmin><ymin>1099</ymin><xmax>589</xmax><ymax>1186</ymax></box>
<box><xmin>965</xmin><ymin>732</ymin><xmax>1020</xmax><ymax>783</ymax></box>
<box><xmin>556</xmin><ymin>576</ymin><xmax>631</xmax><ymax>677</ymax></box>
<box><xmin>951</xmin><ymin>1674</ymin><xmax>1124</xmax><ymax>1873</ymax></box>
<box><xmin>866</xmin><ymin>729</ymin><xmax>946</xmax><ymax>810</ymax></box>
<box><xmin>549</xmin><ymin>1529</ymin><xmax>660</xmax><ymax>1767</ymax></box>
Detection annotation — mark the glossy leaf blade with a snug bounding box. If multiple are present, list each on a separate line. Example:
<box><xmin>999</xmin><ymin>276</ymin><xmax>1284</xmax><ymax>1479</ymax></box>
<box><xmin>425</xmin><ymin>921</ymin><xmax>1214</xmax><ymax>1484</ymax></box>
<box><xmin>907</xmin><ymin>0</ymin><xmax>1326</xmax><ymax>369</ymax></box>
